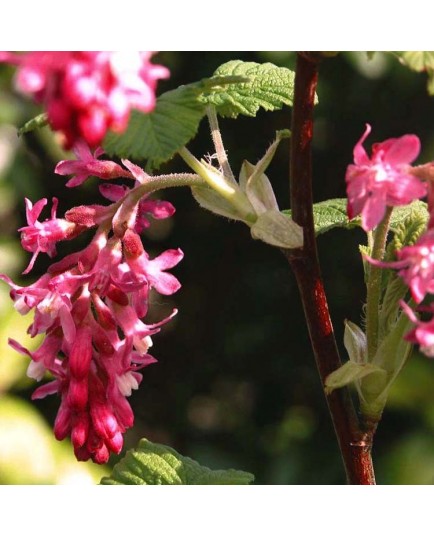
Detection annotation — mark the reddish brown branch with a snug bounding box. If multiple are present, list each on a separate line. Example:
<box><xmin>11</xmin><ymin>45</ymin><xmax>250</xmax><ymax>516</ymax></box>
<box><xmin>283</xmin><ymin>52</ymin><xmax>376</xmax><ymax>485</ymax></box>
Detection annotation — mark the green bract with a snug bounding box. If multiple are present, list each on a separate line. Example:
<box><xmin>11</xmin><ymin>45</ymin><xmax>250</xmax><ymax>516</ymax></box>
<box><xmin>100</xmin><ymin>438</ymin><xmax>254</xmax><ymax>485</ymax></box>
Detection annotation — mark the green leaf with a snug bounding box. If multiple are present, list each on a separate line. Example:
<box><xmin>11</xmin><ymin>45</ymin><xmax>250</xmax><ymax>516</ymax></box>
<box><xmin>103</xmin><ymin>84</ymin><xmax>207</xmax><ymax>169</ymax></box>
<box><xmin>199</xmin><ymin>60</ymin><xmax>302</xmax><ymax>118</ymax></box>
<box><xmin>283</xmin><ymin>199</ymin><xmax>428</xmax><ymax>237</ymax></box>
<box><xmin>388</xmin><ymin>200</ymin><xmax>428</xmax><ymax>235</ymax></box>
<box><xmin>17</xmin><ymin>113</ymin><xmax>49</xmax><ymax>137</ymax></box>
<box><xmin>283</xmin><ymin>198</ymin><xmax>358</xmax><ymax>235</ymax></box>
<box><xmin>396</xmin><ymin>52</ymin><xmax>434</xmax><ymax>95</ymax></box>
<box><xmin>100</xmin><ymin>438</ymin><xmax>254</xmax><ymax>485</ymax></box>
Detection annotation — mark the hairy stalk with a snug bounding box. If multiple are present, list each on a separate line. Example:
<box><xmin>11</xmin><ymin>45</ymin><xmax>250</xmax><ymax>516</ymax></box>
<box><xmin>366</xmin><ymin>207</ymin><xmax>393</xmax><ymax>359</ymax></box>
<box><xmin>178</xmin><ymin>146</ymin><xmax>256</xmax><ymax>222</ymax></box>
<box><xmin>282</xmin><ymin>52</ymin><xmax>376</xmax><ymax>485</ymax></box>
<box><xmin>206</xmin><ymin>105</ymin><xmax>237</xmax><ymax>185</ymax></box>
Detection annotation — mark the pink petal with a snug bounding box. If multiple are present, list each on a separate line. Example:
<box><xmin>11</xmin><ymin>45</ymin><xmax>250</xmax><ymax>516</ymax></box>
<box><xmin>152</xmin><ymin>272</ymin><xmax>181</xmax><ymax>295</ymax></box>
<box><xmin>153</xmin><ymin>248</ymin><xmax>184</xmax><ymax>270</ymax></box>
<box><xmin>382</xmin><ymin>134</ymin><xmax>421</xmax><ymax>166</ymax></box>
<box><xmin>361</xmin><ymin>190</ymin><xmax>387</xmax><ymax>231</ymax></box>
<box><xmin>32</xmin><ymin>380</ymin><xmax>60</xmax><ymax>400</ymax></box>
<box><xmin>25</xmin><ymin>197</ymin><xmax>47</xmax><ymax>225</ymax></box>
<box><xmin>353</xmin><ymin>124</ymin><xmax>371</xmax><ymax>166</ymax></box>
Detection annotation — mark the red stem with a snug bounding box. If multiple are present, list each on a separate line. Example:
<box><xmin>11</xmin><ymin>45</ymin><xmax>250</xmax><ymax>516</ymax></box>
<box><xmin>283</xmin><ymin>52</ymin><xmax>376</xmax><ymax>485</ymax></box>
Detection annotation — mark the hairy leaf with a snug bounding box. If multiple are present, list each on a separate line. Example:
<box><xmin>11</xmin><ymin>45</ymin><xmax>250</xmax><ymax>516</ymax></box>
<box><xmin>389</xmin><ymin>200</ymin><xmax>428</xmax><ymax>235</ymax></box>
<box><xmin>283</xmin><ymin>198</ymin><xmax>358</xmax><ymax>235</ymax></box>
<box><xmin>100</xmin><ymin>438</ymin><xmax>254</xmax><ymax>485</ymax></box>
<box><xmin>200</xmin><ymin>60</ymin><xmax>303</xmax><ymax>118</ymax></box>
<box><xmin>283</xmin><ymin>199</ymin><xmax>428</xmax><ymax>237</ymax></box>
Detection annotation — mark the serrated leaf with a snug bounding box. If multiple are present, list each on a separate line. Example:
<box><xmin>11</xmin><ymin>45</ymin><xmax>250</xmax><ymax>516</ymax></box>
<box><xmin>100</xmin><ymin>438</ymin><xmax>254</xmax><ymax>485</ymax></box>
<box><xmin>200</xmin><ymin>60</ymin><xmax>303</xmax><ymax>118</ymax></box>
<box><xmin>325</xmin><ymin>361</ymin><xmax>387</xmax><ymax>395</ymax></box>
<box><xmin>283</xmin><ymin>199</ymin><xmax>428</xmax><ymax>237</ymax></box>
<box><xmin>17</xmin><ymin>113</ymin><xmax>49</xmax><ymax>137</ymax></box>
<box><xmin>283</xmin><ymin>198</ymin><xmax>359</xmax><ymax>235</ymax></box>
<box><xmin>388</xmin><ymin>200</ymin><xmax>428</xmax><ymax>234</ymax></box>
<box><xmin>103</xmin><ymin>84</ymin><xmax>207</xmax><ymax>169</ymax></box>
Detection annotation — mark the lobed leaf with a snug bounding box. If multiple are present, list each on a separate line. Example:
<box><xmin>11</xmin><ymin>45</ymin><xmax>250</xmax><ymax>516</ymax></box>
<box><xmin>100</xmin><ymin>438</ymin><xmax>254</xmax><ymax>485</ymax></box>
<box><xmin>199</xmin><ymin>60</ymin><xmax>302</xmax><ymax>118</ymax></box>
<box><xmin>283</xmin><ymin>199</ymin><xmax>428</xmax><ymax>237</ymax></box>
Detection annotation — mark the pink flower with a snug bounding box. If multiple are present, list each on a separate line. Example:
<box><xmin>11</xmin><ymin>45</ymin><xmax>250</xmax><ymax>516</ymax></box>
<box><xmin>55</xmin><ymin>141</ymin><xmax>129</xmax><ymax>187</ymax></box>
<box><xmin>100</xmin><ymin>182</ymin><xmax>176</xmax><ymax>233</ymax></box>
<box><xmin>368</xmin><ymin>228</ymin><xmax>434</xmax><ymax>304</ymax></box>
<box><xmin>346</xmin><ymin>124</ymin><xmax>426</xmax><ymax>231</ymax></box>
<box><xmin>20</xmin><ymin>197</ymin><xmax>82</xmax><ymax>274</ymax></box>
<box><xmin>1</xmin><ymin>52</ymin><xmax>169</xmax><ymax>148</ymax></box>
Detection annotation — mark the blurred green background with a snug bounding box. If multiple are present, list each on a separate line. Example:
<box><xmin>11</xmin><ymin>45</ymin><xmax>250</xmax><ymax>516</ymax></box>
<box><xmin>1</xmin><ymin>51</ymin><xmax>434</xmax><ymax>485</ymax></box>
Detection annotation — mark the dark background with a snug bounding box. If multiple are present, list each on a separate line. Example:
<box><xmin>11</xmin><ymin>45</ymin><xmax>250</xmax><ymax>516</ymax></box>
<box><xmin>1</xmin><ymin>52</ymin><xmax>434</xmax><ymax>484</ymax></box>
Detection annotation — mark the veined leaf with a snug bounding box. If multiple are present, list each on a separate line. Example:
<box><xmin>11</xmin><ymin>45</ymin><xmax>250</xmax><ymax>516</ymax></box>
<box><xmin>200</xmin><ymin>60</ymin><xmax>304</xmax><ymax>118</ymax></box>
<box><xmin>103</xmin><ymin>84</ymin><xmax>207</xmax><ymax>169</ymax></box>
<box><xmin>283</xmin><ymin>199</ymin><xmax>428</xmax><ymax>237</ymax></box>
<box><xmin>283</xmin><ymin>198</ymin><xmax>358</xmax><ymax>235</ymax></box>
<box><xmin>100</xmin><ymin>438</ymin><xmax>254</xmax><ymax>485</ymax></box>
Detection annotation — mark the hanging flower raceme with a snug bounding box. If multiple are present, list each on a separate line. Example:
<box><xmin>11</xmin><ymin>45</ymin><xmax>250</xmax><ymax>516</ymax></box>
<box><xmin>0</xmin><ymin>150</ymin><xmax>182</xmax><ymax>463</ymax></box>
<box><xmin>0</xmin><ymin>51</ymin><xmax>169</xmax><ymax>148</ymax></box>
<box><xmin>345</xmin><ymin>124</ymin><xmax>426</xmax><ymax>231</ymax></box>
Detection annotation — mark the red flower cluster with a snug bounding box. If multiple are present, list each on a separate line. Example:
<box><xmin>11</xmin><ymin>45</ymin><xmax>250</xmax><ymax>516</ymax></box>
<box><xmin>1</xmin><ymin>149</ymin><xmax>180</xmax><ymax>463</ymax></box>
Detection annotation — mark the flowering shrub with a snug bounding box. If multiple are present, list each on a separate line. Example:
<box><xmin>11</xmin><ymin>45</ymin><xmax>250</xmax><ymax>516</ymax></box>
<box><xmin>1</xmin><ymin>50</ymin><xmax>434</xmax><ymax>485</ymax></box>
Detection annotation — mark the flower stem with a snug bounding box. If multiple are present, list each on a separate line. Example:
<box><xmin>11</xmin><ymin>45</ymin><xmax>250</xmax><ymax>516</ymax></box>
<box><xmin>178</xmin><ymin>146</ymin><xmax>256</xmax><ymax>222</ymax></box>
<box><xmin>282</xmin><ymin>52</ymin><xmax>376</xmax><ymax>485</ymax></box>
<box><xmin>206</xmin><ymin>105</ymin><xmax>237</xmax><ymax>186</ymax></box>
<box><xmin>366</xmin><ymin>207</ymin><xmax>393</xmax><ymax>360</ymax></box>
